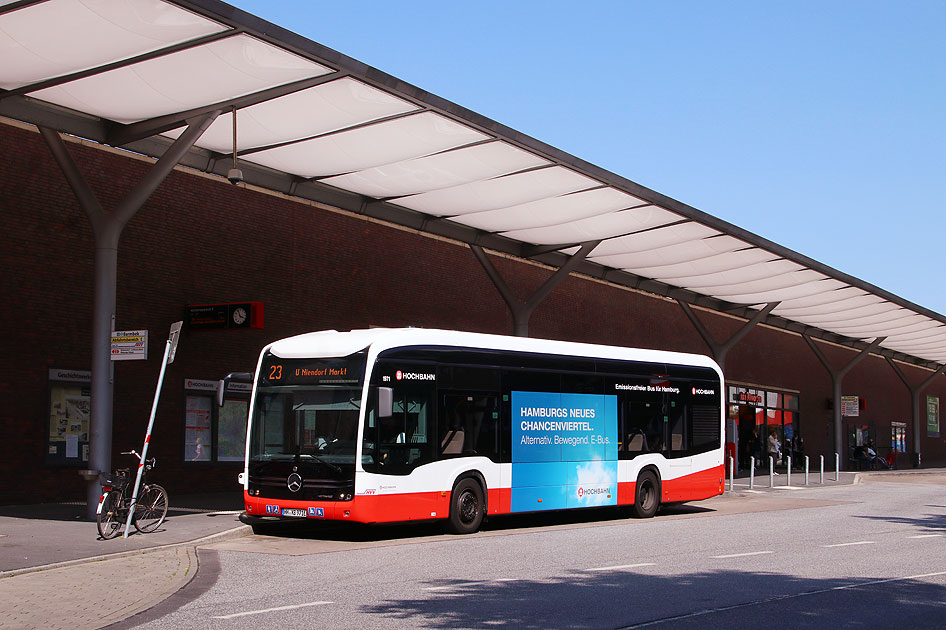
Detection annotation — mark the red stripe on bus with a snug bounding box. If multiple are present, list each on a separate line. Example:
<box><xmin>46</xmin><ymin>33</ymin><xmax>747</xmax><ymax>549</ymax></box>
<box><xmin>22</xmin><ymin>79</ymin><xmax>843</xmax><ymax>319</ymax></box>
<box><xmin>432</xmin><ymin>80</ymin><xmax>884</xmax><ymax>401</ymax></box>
<box><xmin>244</xmin><ymin>465</ymin><xmax>723</xmax><ymax>524</ymax></box>
<box><xmin>661</xmin><ymin>465</ymin><xmax>725</xmax><ymax>502</ymax></box>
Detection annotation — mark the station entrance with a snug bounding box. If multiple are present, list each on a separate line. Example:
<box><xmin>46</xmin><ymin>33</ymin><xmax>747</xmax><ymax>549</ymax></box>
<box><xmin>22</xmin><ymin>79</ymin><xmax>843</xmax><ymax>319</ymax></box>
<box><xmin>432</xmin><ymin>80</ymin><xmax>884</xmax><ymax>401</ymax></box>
<box><xmin>727</xmin><ymin>385</ymin><xmax>800</xmax><ymax>471</ymax></box>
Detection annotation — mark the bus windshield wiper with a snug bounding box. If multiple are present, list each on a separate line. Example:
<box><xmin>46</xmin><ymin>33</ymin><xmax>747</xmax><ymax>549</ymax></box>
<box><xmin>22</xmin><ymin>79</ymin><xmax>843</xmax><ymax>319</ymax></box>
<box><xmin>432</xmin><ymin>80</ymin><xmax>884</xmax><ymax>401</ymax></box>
<box><xmin>300</xmin><ymin>452</ymin><xmax>342</xmax><ymax>473</ymax></box>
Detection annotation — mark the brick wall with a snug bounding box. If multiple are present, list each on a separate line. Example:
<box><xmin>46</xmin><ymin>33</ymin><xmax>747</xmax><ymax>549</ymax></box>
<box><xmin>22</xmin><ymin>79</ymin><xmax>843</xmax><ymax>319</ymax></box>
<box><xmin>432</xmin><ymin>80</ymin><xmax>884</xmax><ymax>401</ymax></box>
<box><xmin>1</xmin><ymin>120</ymin><xmax>944</xmax><ymax>504</ymax></box>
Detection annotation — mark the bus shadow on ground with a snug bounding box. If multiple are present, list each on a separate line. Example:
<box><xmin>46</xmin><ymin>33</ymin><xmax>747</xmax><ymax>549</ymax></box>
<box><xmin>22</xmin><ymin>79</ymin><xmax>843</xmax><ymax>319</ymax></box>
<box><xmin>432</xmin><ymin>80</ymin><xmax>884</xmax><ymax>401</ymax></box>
<box><xmin>255</xmin><ymin>503</ymin><xmax>716</xmax><ymax>543</ymax></box>
<box><xmin>360</xmin><ymin>569</ymin><xmax>946</xmax><ymax>629</ymax></box>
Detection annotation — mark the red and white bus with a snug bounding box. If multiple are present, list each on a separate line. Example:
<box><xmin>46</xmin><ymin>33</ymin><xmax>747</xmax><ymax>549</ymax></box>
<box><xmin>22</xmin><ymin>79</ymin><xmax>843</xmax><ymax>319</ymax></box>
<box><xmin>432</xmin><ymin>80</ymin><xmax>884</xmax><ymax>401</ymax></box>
<box><xmin>238</xmin><ymin>328</ymin><xmax>724</xmax><ymax>534</ymax></box>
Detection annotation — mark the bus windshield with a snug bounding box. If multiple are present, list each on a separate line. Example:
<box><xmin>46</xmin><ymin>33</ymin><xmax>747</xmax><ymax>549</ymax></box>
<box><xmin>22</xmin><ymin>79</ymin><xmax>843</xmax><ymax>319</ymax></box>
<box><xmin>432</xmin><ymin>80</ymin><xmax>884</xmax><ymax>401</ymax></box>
<box><xmin>249</xmin><ymin>386</ymin><xmax>361</xmax><ymax>464</ymax></box>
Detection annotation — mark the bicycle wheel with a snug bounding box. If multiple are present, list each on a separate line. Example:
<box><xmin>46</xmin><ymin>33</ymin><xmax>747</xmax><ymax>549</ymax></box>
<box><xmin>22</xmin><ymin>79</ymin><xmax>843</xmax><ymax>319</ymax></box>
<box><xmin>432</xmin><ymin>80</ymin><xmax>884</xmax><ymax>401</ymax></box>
<box><xmin>133</xmin><ymin>484</ymin><xmax>168</xmax><ymax>533</ymax></box>
<box><xmin>96</xmin><ymin>490</ymin><xmax>124</xmax><ymax>540</ymax></box>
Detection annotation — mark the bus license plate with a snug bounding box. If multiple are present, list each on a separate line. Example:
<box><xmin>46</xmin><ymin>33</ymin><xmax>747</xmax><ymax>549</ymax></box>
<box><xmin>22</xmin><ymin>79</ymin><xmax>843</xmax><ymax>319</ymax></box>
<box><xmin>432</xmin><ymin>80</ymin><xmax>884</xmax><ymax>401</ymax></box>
<box><xmin>281</xmin><ymin>508</ymin><xmax>306</xmax><ymax>518</ymax></box>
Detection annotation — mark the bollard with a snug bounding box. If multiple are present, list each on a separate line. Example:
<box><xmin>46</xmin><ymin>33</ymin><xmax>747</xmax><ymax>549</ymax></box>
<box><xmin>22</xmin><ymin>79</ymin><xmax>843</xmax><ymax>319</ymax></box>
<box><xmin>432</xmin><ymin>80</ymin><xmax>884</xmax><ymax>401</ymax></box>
<box><xmin>728</xmin><ymin>456</ymin><xmax>734</xmax><ymax>492</ymax></box>
<box><xmin>786</xmin><ymin>455</ymin><xmax>792</xmax><ymax>486</ymax></box>
<box><xmin>820</xmin><ymin>454</ymin><xmax>824</xmax><ymax>484</ymax></box>
<box><xmin>769</xmin><ymin>456</ymin><xmax>775</xmax><ymax>488</ymax></box>
<box><xmin>805</xmin><ymin>455</ymin><xmax>810</xmax><ymax>485</ymax></box>
<box><xmin>835</xmin><ymin>452</ymin><xmax>840</xmax><ymax>482</ymax></box>
<box><xmin>750</xmin><ymin>456</ymin><xmax>755</xmax><ymax>489</ymax></box>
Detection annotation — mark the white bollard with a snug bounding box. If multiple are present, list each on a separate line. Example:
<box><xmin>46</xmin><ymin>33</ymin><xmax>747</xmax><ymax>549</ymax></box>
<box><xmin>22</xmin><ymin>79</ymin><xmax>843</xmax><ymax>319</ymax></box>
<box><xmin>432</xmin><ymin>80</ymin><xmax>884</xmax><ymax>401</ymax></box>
<box><xmin>835</xmin><ymin>452</ymin><xmax>840</xmax><ymax>481</ymax></box>
<box><xmin>786</xmin><ymin>456</ymin><xmax>792</xmax><ymax>486</ymax></box>
<box><xmin>805</xmin><ymin>455</ymin><xmax>810</xmax><ymax>485</ymax></box>
<box><xmin>820</xmin><ymin>454</ymin><xmax>825</xmax><ymax>484</ymax></box>
<box><xmin>750</xmin><ymin>456</ymin><xmax>755</xmax><ymax>489</ymax></box>
<box><xmin>728</xmin><ymin>456</ymin><xmax>734</xmax><ymax>492</ymax></box>
<box><xmin>770</xmin><ymin>456</ymin><xmax>775</xmax><ymax>488</ymax></box>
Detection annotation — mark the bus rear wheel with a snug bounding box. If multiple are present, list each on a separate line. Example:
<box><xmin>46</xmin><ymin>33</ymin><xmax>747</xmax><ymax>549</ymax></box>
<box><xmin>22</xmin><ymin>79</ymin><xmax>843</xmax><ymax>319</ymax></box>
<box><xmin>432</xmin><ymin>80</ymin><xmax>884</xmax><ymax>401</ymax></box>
<box><xmin>447</xmin><ymin>478</ymin><xmax>484</xmax><ymax>534</ymax></box>
<box><xmin>631</xmin><ymin>470</ymin><xmax>660</xmax><ymax>518</ymax></box>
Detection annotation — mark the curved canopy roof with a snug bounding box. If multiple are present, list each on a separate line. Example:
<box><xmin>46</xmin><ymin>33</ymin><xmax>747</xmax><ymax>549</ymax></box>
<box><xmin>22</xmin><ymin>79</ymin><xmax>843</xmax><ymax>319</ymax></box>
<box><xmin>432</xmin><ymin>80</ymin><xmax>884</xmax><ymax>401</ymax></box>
<box><xmin>3</xmin><ymin>0</ymin><xmax>944</xmax><ymax>368</ymax></box>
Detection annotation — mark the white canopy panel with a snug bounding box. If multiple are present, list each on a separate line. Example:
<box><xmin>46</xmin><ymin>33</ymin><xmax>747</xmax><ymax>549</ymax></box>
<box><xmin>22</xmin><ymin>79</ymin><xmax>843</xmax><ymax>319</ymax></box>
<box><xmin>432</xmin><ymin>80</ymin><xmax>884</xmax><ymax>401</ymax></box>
<box><xmin>455</xmin><ymin>188</ymin><xmax>650</xmax><ymax>233</ymax></box>
<box><xmin>165</xmin><ymin>78</ymin><xmax>421</xmax><ymax>153</ymax></box>
<box><xmin>33</xmin><ymin>34</ymin><xmax>329</xmax><ymax>123</ymax></box>
<box><xmin>500</xmin><ymin>204</ymin><xmax>679</xmax><ymax>244</ymax></box>
<box><xmin>3</xmin><ymin>0</ymin><xmax>945</xmax><ymax>366</ymax></box>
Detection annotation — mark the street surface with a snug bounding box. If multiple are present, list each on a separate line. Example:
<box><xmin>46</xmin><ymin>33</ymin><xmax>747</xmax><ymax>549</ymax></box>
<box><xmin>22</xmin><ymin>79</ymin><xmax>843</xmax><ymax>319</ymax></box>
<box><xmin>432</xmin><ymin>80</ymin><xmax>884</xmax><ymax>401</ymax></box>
<box><xmin>117</xmin><ymin>475</ymin><xmax>946</xmax><ymax>629</ymax></box>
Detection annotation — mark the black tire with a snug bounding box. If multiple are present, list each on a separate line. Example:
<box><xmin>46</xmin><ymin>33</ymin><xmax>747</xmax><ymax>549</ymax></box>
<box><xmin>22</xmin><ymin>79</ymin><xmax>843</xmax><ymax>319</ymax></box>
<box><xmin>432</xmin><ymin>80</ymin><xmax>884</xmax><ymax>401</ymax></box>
<box><xmin>447</xmin><ymin>478</ymin><xmax>485</xmax><ymax>534</ymax></box>
<box><xmin>630</xmin><ymin>470</ymin><xmax>660</xmax><ymax>518</ymax></box>
<box><xmin>97</xmin><ymin>490</ymin><xmax>124</xmax><ymax>539</ymax></box>
<box><xmin>133</xmin><ymin>484</ymin><xmax>169</xmax><ymax>533</ymax></box>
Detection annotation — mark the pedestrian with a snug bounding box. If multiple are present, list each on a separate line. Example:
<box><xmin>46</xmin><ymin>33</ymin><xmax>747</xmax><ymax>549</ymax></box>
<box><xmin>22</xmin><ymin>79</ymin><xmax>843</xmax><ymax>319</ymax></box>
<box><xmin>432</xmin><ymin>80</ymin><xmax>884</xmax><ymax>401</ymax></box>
<box><xmin>767</xmin><ymin>429</ymin><xmax>780</xmax><ymax>473</ymax></box>
<box><xmin>745</xmin><ymin>429</ymin><xmax>760</xmax><ymax>470</ymax></box>
<box><xmin>865</xmin><ymin>439</ymin><xmax>890</xmax><ymax>470</ymax></box>
<box><xmin>792</xmin><ymin>434</ymin><xmax>805</xmax><ymax>470</ymax></box>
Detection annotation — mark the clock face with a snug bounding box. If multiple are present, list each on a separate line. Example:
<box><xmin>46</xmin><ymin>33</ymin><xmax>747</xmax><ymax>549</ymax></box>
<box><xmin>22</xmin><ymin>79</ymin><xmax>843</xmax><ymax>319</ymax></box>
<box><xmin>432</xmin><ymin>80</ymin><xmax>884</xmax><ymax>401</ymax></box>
<box><xmin>232</xmin><ymin>307</ymin><xmax>248</xmax><ymax>325</ymax></box>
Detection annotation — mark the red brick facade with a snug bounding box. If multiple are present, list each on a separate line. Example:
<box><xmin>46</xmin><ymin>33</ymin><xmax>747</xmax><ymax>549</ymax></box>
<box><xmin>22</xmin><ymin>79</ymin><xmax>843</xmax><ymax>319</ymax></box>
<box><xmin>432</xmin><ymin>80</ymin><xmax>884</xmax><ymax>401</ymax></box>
<box><xmin>2</xmin><ymin>119</ymin><xmax>944</xmax><ymax>504</ymax></box>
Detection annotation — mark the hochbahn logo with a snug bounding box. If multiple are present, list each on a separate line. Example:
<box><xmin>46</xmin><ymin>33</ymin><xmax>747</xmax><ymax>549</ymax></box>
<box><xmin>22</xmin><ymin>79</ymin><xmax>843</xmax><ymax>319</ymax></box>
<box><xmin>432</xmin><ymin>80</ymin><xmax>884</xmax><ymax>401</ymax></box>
<box><xmin>395</xmin><ymin>370</ymin><xmax>435</xmax><ymax>381</ymax></box>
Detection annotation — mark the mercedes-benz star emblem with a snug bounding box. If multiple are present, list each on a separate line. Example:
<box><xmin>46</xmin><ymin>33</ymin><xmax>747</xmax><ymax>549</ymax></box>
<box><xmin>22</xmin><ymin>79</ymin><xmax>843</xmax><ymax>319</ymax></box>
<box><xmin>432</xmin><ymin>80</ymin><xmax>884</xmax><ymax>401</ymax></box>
<box><xmin>287</xmin><ymin>472</ymin><xmax>303</xmax><ymax>493</ymax></box>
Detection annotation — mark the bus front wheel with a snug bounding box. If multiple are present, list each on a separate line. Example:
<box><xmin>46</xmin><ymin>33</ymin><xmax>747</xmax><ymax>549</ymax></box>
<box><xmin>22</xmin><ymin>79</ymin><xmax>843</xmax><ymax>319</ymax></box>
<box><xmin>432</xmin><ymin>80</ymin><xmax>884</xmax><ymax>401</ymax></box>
<box><xmin>631</xmin><ymin>470</ymin><xmax>660</xmax><ymax>518</ymax></box>
<box><xmin>447</xmin><ymin>478</ymin><xmax>484</xmax><ymax>534</ymax></box>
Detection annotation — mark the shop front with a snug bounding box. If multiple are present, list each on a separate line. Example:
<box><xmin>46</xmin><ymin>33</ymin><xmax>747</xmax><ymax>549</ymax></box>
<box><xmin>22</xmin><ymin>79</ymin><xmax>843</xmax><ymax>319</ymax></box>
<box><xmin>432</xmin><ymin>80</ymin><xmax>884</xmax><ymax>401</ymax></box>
<box><xmin>727</xmin><ymin>385</ymin><xmax>800</xmax><ymax>471</ymax></box>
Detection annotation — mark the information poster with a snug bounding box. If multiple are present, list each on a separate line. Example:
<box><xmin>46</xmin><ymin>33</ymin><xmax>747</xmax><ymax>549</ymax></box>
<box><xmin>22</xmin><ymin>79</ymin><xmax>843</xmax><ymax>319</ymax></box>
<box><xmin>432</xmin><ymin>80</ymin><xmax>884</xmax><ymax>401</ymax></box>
<box><xmin>927</xmin><ymin>396</ymin><xmax>940</xmax><ymax>438</ymax></box>
<box><xmin>511</xmin><ymin>391</ymin><xmax>618</xmax><ymax>512</ymax></box>
<box><xmin>185</xmin><ymin>395</ymin><xmax>212</xmax><ymax>461</ymax></box>
<box><xmin>841</xmin><ymin>396</ymin><xmax>860</xmax><ymax>417</ymax></box>
<box><xmin>47</xmin><ymin>369</ymin><xmax>91</xmax><ymax>466</ymax></box>
<box><xmin>217</xmin><ymin>399</ymin><xmax>248</xmax><ymax>461</ymax></box>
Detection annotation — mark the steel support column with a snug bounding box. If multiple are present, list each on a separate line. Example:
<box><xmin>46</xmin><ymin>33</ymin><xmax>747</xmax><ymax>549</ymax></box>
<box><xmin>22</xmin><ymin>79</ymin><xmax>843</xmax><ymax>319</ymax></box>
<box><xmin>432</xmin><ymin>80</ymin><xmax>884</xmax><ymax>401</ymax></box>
<box><xmin>884</xmin><ymin>357</ymin><xmax>945</xmax><ymax>467</ymax></box>
<box><xmin>39</xmin><ymin>112</ymin><xmax>219</xmax><ymax>520</ymax></box>
<box><xmin>470</xmin><ymin>241</ymin><xmax>600</xmax><ymax>337</ymax></box>
<box><xmin>803</xmin><ymin>335</ymin><xmax>885</xmax><ymax>468</ymax></box>
<box><xmin>677</xmin><ymin>301</ymin><xmax>779</xmax><ymax>372</ymax></box>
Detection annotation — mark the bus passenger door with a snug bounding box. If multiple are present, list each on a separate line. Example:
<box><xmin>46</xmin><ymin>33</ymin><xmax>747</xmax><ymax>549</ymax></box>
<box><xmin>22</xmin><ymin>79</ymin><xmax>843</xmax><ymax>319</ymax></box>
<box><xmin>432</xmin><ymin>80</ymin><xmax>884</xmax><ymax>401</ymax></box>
<box><xmin>665</xmin><ymin>403</ymin><xmax>691</xmax><ymax>500</ymax></box>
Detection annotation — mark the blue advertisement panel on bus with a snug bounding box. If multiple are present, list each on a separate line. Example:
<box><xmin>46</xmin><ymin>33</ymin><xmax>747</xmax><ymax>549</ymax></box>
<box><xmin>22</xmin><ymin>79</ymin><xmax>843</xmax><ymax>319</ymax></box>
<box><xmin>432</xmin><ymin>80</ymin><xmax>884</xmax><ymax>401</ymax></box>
<box><xmin>511</xmin><ymin>391</ymin><xmax>618</xmax><ymax>512</ymax></box>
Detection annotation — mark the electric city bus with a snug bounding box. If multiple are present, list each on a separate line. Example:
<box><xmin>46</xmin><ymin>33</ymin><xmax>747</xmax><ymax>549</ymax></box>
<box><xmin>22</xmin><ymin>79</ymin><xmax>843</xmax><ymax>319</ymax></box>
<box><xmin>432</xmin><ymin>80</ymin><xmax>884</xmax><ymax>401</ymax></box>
<box><xmin>236</xmin><ymin>328</ymin><xmax>724</xmax><ymax>534</ymax></box>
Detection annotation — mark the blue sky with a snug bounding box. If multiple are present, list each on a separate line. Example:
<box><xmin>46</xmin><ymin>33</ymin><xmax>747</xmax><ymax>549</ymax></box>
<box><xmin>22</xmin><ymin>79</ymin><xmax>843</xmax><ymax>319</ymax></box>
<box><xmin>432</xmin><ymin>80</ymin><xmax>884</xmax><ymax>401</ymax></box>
<box><xmin>231</xmin><ymin>1</ymin><xmax>946</xmax><ymax>313</ymax></box>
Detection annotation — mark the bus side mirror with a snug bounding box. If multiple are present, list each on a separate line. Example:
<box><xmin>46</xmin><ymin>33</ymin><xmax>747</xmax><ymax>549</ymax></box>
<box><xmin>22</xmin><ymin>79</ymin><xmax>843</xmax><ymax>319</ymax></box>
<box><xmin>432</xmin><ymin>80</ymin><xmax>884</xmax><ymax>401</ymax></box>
<box><xmin>378</xmin><ymin>387</ymin><xmax>393</xmax><ymax>418</ymax></box>
<box><xmin>218</xmin><ymin>372</ymin><xmax>253</xmax><ymax>407</ymax></box>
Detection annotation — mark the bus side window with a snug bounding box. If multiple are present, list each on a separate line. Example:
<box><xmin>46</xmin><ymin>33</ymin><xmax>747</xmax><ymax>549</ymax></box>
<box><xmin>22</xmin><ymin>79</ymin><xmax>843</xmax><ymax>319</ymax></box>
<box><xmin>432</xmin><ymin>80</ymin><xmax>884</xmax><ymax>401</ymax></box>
<box><xmin>668</xmin><ymin>401</ymin><xmax>687</xmax><ymax>455</ymax></box>
<box><xmin>440</xmin><ymin>394</ymin><xmax>499</xmax><ymax>461</ymax></box>
<box><xmin>621</xmin><ymin>398</ymin><xmax>665</xmax><ymax>459</ymax></box>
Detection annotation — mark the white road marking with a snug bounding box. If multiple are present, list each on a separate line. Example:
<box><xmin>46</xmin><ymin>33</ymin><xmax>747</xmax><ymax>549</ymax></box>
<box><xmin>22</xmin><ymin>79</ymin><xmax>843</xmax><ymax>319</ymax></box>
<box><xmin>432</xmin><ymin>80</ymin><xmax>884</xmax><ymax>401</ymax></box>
<box><xmin>822</xmin><ymin>541</ymin><xmax>876</xmax><ymax>548</ymax></box>
<box><xmin>710</xmin><ymin>551</ymin><xmax>774</xmax><ymax>559</ymax></box>
<box><xmin>585</xmin><ymin>563</ymin><xmax>657</xmax><ymax>572</ymax></box>
<box><xmin>425</xmin><ymin>583</ymin><xmax>479</xmax><ymax>592</ymax></box>
<box><xmin>212</xmin><ymin>601</ymin><xmax>333</xmax><ymax>619</ymax></box>
<box><xmin>619</xmin><ymin>571</ymin><xmax>946</xmax><ymax>628</ymax></box>
<box><xmin>909</xmin><ymin>534</ymin><xmax>943</xmax><ymax>539</ymax></box>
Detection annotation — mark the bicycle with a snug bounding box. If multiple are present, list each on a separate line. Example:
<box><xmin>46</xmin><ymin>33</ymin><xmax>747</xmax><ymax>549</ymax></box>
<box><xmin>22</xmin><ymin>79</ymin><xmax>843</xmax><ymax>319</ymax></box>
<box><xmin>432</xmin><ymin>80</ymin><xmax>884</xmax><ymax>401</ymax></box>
<box><xmin>96</xmin><ymin>450</ymin><xmax>169</xmax><ymax>539</ymax></box>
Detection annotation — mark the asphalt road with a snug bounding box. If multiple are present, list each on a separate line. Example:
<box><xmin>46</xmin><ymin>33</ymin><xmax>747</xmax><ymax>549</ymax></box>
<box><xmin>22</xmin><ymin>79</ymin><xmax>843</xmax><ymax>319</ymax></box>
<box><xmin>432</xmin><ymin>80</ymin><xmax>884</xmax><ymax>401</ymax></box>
<box><xmin>117</xmin><ymin>476</ymin><xmax>946</xmax><ymax>629</ymax></box>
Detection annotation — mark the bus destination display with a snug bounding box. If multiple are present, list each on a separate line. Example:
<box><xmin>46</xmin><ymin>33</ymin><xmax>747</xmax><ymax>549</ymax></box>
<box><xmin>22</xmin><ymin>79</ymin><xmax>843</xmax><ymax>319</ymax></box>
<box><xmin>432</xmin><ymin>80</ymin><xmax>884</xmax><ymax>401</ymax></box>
<box><xmin>261</xmin><ymin>354</ymin><xmax>363</xmax><ymax>386</ymax></box>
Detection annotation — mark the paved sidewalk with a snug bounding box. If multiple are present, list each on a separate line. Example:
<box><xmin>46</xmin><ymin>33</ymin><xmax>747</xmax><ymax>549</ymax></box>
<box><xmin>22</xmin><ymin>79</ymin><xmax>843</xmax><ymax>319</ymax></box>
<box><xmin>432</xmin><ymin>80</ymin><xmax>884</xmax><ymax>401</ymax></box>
<box><xmin>0</xmin><ymin>492</ymin><xmax>250</xmax><ymax>630</ymax></box>
<box><xmin>725</xmin><ymin>464</ymin><xmax>946</xmax><ymax>493</ymax></box>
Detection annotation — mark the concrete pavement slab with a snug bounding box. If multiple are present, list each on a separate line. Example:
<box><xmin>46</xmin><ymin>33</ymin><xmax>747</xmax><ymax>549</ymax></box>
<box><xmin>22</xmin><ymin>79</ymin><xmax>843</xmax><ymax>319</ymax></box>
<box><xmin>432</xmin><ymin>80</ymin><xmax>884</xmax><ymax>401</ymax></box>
<box><xmin>0</xmin><ymin>546</ymin><xmax>195</xmax><ymax>630</ymax></box>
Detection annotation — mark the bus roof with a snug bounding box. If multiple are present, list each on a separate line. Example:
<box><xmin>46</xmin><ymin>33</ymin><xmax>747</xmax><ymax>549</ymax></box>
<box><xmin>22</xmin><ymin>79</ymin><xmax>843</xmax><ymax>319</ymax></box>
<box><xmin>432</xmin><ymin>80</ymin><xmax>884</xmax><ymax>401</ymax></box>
<box><xmin>265</xmin><ymin>328</ymin><xmax>722</xmax><ymax>375</ymax></box>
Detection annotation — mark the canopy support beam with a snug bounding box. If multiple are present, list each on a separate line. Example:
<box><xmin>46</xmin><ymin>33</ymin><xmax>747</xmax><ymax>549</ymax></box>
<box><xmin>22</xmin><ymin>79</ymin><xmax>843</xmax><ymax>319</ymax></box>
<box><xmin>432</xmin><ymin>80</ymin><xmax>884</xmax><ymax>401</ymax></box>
<box><xmin>803</xmin><ymin>335</ymin><xmax>885</xmax><ymax>468</ymax></box>
<box><xmin>471</xmin><ymin>241</ymin><xmax>599</xmax><ymax>337</ymax></box>
<box><xmin>884</xmin><ymin>357</ymin><xmax>945</xmax><ymax>467</ymax></box>
<box><xmin>677</xmin><ymin>301</ymin><xmax>779</xmax><ymax>372</ymax></box>
<box><xmin>38</xmin><ymin>111</ymin><xmax>219</xmax><ymax>520</ymax></box>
